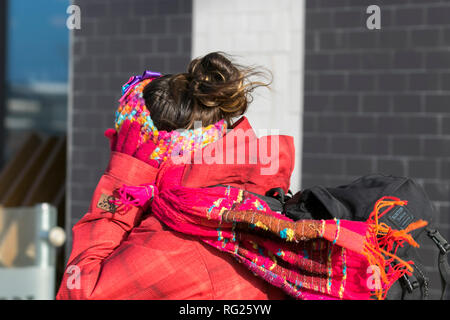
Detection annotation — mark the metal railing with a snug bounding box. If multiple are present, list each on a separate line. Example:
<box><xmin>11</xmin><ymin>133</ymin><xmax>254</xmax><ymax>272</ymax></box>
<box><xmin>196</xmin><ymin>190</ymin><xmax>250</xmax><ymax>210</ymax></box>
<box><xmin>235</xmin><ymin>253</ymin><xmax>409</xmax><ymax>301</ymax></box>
<box><xmin>0</xmin><ymin>203</ymin><xmax>65</xmax><ymax>300</ymax></box>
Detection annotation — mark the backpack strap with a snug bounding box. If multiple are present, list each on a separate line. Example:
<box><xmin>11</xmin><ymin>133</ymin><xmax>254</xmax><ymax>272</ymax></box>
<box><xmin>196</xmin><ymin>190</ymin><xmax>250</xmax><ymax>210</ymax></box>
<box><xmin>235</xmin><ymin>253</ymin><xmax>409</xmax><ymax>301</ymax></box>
<box><xmin>426</xmin><ymin>227</ymin><xmax>450</xmax><ymax>300</ymax></box>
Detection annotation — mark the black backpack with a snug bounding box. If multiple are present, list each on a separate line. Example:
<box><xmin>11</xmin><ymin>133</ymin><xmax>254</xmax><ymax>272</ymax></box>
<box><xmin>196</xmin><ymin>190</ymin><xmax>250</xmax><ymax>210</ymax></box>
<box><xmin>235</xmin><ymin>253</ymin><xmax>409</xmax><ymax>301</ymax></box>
<box><xmin>251</xmin><ymin>174</ymin><xmax>450</xmax><ymax>300</ymax></box>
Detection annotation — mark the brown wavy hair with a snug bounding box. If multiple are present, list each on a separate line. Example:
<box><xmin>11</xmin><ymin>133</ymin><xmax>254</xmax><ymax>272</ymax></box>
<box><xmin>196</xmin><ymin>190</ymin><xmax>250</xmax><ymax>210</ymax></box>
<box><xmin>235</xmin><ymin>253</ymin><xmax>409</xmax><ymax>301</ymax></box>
<box><xmin>143</xmin><ymin>52</ymin><xmax>271</xmax><ymax>131</ymax></box>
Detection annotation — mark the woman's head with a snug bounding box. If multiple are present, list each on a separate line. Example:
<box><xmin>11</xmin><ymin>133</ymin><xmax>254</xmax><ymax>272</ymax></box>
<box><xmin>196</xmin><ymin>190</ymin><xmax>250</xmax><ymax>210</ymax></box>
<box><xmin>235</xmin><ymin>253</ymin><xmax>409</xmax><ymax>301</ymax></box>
<box><xmin>143</xmin><ymin>52</ymin><xmax>271</xmax><ymax>131</ymax></box>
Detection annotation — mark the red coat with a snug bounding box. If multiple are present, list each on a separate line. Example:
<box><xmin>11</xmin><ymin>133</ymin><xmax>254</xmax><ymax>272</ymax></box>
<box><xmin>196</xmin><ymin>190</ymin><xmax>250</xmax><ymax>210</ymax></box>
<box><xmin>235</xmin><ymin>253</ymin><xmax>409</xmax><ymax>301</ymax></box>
<box><xmin>56</xmin><ymin>117</ymin><xmax>295</xmax><ymax>300</ymax></box>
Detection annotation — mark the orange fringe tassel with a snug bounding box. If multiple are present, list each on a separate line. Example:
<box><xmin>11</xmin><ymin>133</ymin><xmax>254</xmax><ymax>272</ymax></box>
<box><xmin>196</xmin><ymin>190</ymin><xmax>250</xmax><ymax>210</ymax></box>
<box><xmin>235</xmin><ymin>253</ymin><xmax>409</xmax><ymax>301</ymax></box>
<box><xmin>362</xmin><ymin>196</ymin><xmax>428</xmax><ymax>300</ymax></box>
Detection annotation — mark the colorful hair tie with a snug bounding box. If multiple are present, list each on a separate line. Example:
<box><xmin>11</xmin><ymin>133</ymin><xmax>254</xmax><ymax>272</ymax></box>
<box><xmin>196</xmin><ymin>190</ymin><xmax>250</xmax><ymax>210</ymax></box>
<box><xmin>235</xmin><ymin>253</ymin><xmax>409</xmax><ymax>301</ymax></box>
<box><xmin>121</xmin><ymin>70</ymin><xmax>162</xmax><ymax>98</ymax></box>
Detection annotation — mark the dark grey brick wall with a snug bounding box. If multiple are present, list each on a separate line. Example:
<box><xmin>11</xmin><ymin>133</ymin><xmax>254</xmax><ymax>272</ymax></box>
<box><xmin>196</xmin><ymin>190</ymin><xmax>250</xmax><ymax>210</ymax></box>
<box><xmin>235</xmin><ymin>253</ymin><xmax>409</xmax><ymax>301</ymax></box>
<box><xmin>304</xmin><ymin>0</ymin><xmax>450</xmax><ymax>297</ymax></box>
<box><xmin>68</xmin><ymin>0</ymin><xmax>192</xmax><ymax>239</ymax></box>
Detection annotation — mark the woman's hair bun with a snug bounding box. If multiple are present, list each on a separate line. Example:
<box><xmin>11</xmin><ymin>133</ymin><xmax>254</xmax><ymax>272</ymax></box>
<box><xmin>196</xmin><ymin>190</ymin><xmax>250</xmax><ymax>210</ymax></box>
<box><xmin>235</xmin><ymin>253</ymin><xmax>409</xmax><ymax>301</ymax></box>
<box><xmin>185</xmin><ymin>52</ymin><xmax>271</xmax><ymax>121</ymax></box>
<box><xmin>144</xmin><ymin>52</ymin><xmax>271</xmax><ymax>131</ymax></box>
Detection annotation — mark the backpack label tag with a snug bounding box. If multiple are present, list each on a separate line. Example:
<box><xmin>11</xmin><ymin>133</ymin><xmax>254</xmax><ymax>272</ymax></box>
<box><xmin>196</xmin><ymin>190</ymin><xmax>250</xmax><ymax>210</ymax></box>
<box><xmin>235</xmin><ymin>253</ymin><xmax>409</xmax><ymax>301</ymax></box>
<box><xmin>387</xmin><ymin>206</ymin><xmax>415</xmax><ymax>230</ymax></box>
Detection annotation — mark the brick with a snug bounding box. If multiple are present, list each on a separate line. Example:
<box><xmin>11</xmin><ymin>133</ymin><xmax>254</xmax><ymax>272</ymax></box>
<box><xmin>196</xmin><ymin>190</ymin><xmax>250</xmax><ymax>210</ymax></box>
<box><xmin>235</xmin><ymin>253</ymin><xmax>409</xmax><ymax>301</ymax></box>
<box><xmin>393</xmin><ymin>51</ymin><xmax>423</xmax><ymax>69</ymax></box>
<box><xmin>109</xmin><ymin>0</ymin><xmax>132</xmax><ymax>17</ymax></box>
<box><xmin>427</xmin><ymin>5</ymin><xmax>450</xmax><ymax>25</ymax></box>
<box><xmin>304</xmin><ymin>32</ymin><xmax>315</xmax><ymax>51</ymax></box>
<box><xmin>72</xmin><ymin>184</ymin><xmax>97</xmax><ymax>202</ymax></box>
<box><xmin>179</xmin><ymin>0</ymin><xmax>192</xmax><ymax>13</ymax></box>
<box><xmin>392</xmin><ymin>95</ymin><xmax>422</xmax><ymax>113</ymax></box>
<box><xmin>118</xmin><ymin>55</ymin><xmax>142</xmax><ymax>73</ymax></box>
<box><xmin>409</xmin><ymin>73</ymin><xmax>439</xmax><ymax>91</ymax></box>
<box><xmin>345</xmin><ymin>158</ymin><xmax>373</xmax><ymax>176</ymax></box>
<box><xmin>167</xmin><ymin>55</ymin><xmax>190</xmax><ymax>73</ymax></box>
<box><xmin>377</xmin><ymin>115</ymin><xmax>408</xmax><ymax>135</ymax></box>
<box><xmin>406</xmin><ymin>116</ymin><xmax>439</xmax><ymax>135</ymax></box>
<box><xmin>304</xmin><ymin>74</ymin><xmax>317</xmax><ymax>92</ymax></box>
<box><xmin>82</xmin><ymin>2</ymin><xmax>109</xmax><ymax>19</ymax></box>
<box><xmin>411</xmin><ymin>29</ymin><xmax>440</xmax><ymax>47</ymax></box>
<box><xmin>109</xmin><ymin>38</ymin><xmax>133</xmax><ymax>54</ymax></box>
<box><xmin>303</xmin><ymin>156</ymin><xmax>345</xmax><ymax>175</ymax></box>
<box><xmin>348</xmin><ymin>30</ymin><xmax>379</xmax><ymax>49</ymax></box>
<box><xmin>130</xmin><ymin>37</ymin><xmax>156</xmax><ymax>55</ymax></box>
<box><xmin>360</xmin><ymin>52</ymin><xmax>392</xmax><ymax>70</ymax></box>
<box><xmin>73</xmin><ymin>40</ymin><xmax>85</xmax><ymax>56</ymax></box>
<box><xmin>379</xmin><ymin>30</ymin><xmax>409</xmax><ymax>49</ymax></box>
<box><xmin>317</xmin><ymin>0</ymin><xmax>350</xmax><ymax>8</ymax></box>
<box><xmin>424</xmin><ymin>182</ymin><xmax>450</xmax><ymax>202</ymax></box>
<box><xmin>73</xmin><ymin>112</ymin><xmax>105</xmax><ymax>130</ymax></box>
<box><xmin>396</xmin><ymin>7</ymin><xmax>425</xmax><ymax>26</ymax></box>
<box><xmin>347</xmin><ymin>74</ymin><xmax>376</xmax><ymax>91</ymax></box>
<box><xmin>392</xmin><ymin>137</ymin><xmax>423</xmax><ymax>156</ymax></box>
<box><xmin>70</xmin><ymin>167</ymin><xmax>93</xmax><ymax>183</ymax></box>
<box><xmin>425</xmin><ymin>51</ymin><xmax>450</xmax><ymax>69</ymax></box>
<box><xmin>156</xmin><ymin>35</ymin><xmax>179</xmax><ymax>53</ymax></box>
<box><xmin>318</xmin><ymin>74</ymin><xmax>346</xmax><ymax>91</ymax></box>
<box><xmin>303</xmin><ymin>134</ymin><xmax>329</xmax><ymax>154</ymax></box>
<box><xmin>332</xmin><ymin>53</ymin><xmax>361</xmax><ymax>70</ymax></box>
<box><xmin>377</xmin><ymin>159</ymin><xmax>406</xmax><ymax>176</ymax></box>
<box><xmin>119</xmin><ymin>18</ymin><xmax>142</xmax><ymax>35</ymax></box>
<box><xmin>346</xmin><ymin>115</ymin><xmax>377</xmax><ymax>134</ymax></box>
<box><xmin>442</xmin><ymin>27</ymin><xmax>450</xmax><ymax>46</ymax></box>
<box><xmin>330</xmin><ymin>136</ymin><xmax>360</xmax><ymax>154</ymax></box>
<box><xmin>378</xmin><ymin>74</ymin><xmax>407</xmax><ymax>92</ymax></box>
<box><xmin>443</xmin><ymin>117</ymin><xmax>450</xmax><ymax>134</ymax></box>
<box><xmin>93</xmin><ymin>56</ymin><xmax>118</xmax><ymax>73</ymax></box>
<box><xmin>334</xmin><ymin>10</ymin><xmax>365</xmax><ymax>29</ymax></box>
<box><xmin>362</xmin><ymin>94</ymin><xmax>391</xmax><ymax>113</ymax></box>
<box><xmin>319</xmin><ymin>31</ymin><xmax>349</xmax><ymax>50</ymax></box>
<box><xmin>331</xmin><ymin>95</ymin><xmax>359</xmax><ymax>112</ymax></box>
<box><xmin>74</xmin><ymin>57</ymin><xmax>95</xmax><ymax>73</ymax></box>
<box><xmin>439</xmin><ymin>73</ymin><xmax>450</xmax><ymax>91</ymax></box>
<box><xmin>155</xmin><ymin>0</ymin><xmax>182</xmax><ymax>15</ymax></box>
<box><xmin>301</xmin><ymin>176</ymin><xmax>323</xmax><ymax>189</ymax></box>
<box><xmin>73</xmin><ymin>76</ymin><xmax>87</xmax><ymax>92</ymax></box>
<box><xmin>303</xmin><ymin>115</ymin><xmax>317</xmax><ymax>133</ymax></box>
<box><xmin>72</xmin><ymin>130</ymin><xmax>93</xmax><ymax>148</ymax></box>
<box><xmin>423</xmin><ymin>138</ymin><xmax>450</xmax><ymax>157</ymax></box>
<box><xmin>141</xmin><ymin>56</ymin><xmax>166</xmax><ymax>72</ymax></box>
<box><xmin>425</xmin><ymin>95</ymin><xmax>450</xmax><ymax>113</ymax></box>
<box><xmin>409</xmin><ymin>159</ymin><xmax>438</xmax><ymax>179</ymax></box>
<box><xmin>73</xmin><ymin>94</ymin><xmax>95</xmax><ymax>112</ymax></box>
<box><xmin>168</xmin><ymin>16</ymin><xmax>192</xmax><ymax>33</ymax></box>
<box><xmin>85</xmin><ymin>38</ymin><xmax>109</xmax><ymax>56</ymax></box>
<box><xmin>304</xmin><ymin>94</ymin><xmax>331</xmax><ymax>112</ymax></box>
<box><xmin>181</xmin><ymin>36</ymin><xmax>191</xmax><ymax>52</ymax></box>
<box><xmin>317</xmin><ymin>115</ymin><xmax>347</xmax><ymax>133</ymax></box>
<box><xmin>360</xmin><ymin>136</ymin><xmax>389</xmax><ymax>155</ymax></box>
<box><xmin>133</xmin><ymin>0</ymin><xmax>156</xmax><ymax>16</ymax></box>
<box><xmin>144</xmin><ymin>16</ymin><xmax>168</xmax><ymax>34</ymax></box>
<box><xmin>305</xmin><ymin>53</ymin><xmax>331</xmax><ymax>70</ymax></box>
<box><xmin>84</xmin><ymin>75</ymin><xmax>109</xmax><ymax>92</ymax></box>
<box><xmin>306</xmin><ymin>11</ymin><xmax>333</xmax><ymax>29</ymax></box>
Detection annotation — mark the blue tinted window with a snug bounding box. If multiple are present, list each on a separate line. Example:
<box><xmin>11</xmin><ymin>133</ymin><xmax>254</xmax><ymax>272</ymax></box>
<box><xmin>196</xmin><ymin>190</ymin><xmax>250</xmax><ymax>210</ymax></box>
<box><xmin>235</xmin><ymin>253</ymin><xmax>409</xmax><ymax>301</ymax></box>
<box><xmin>7</xmin><ymin>0</ymin><xmax>69</xmax><ymax>85</ymax></box>
<box><xmin>3</xmin><ymin>0</ymin><xmax>69</xmax><ymax>162</ymax></box>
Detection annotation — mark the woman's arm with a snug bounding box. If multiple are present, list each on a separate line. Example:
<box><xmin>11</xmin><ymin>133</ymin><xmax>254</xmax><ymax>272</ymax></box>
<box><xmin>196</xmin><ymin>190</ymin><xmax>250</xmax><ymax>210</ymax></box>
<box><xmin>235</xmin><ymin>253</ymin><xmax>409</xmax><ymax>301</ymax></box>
<box><xmin>56</xmin><ymin>151</ymin><xmax>158</xmax><ymax>299</ymax></box>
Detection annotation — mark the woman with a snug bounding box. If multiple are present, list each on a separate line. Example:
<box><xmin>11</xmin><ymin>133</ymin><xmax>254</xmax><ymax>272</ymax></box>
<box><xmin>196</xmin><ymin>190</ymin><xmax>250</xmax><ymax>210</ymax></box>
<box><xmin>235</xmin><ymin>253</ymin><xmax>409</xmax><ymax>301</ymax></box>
<box><xmin>57</xmin><ymin>52</ymin><xmax>412</xmax><ymax>300</ymax></box>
